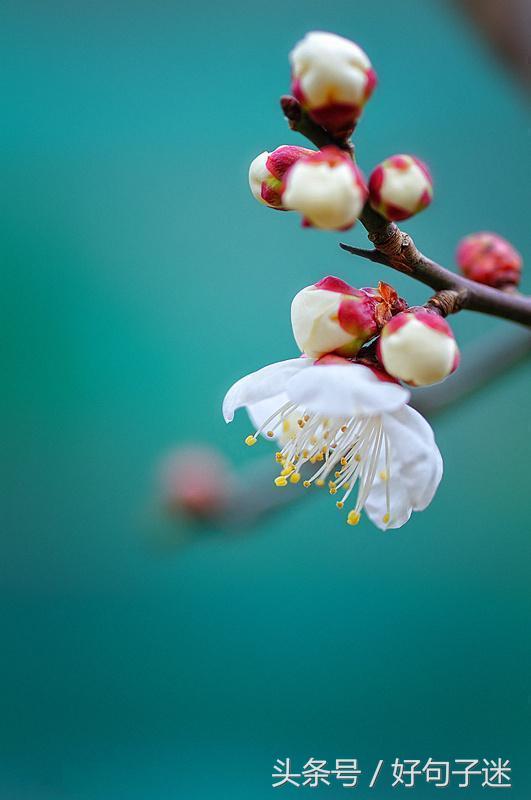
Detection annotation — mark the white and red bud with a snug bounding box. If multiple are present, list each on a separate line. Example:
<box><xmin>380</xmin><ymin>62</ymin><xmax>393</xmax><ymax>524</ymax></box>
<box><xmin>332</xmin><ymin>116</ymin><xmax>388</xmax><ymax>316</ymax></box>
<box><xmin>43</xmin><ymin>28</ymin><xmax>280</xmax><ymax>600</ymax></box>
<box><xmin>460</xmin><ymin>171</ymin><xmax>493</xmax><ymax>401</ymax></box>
<box><xmin>249</xmin><ymin>145</ymin><xmax>314</xmax><ymax>209</ymax></box>
<box><xmin>377</xmin><ymin>308</ymin><xmax>459</xmax><ymax>387</ymax></box>
<box><xmin>290</xmin><ymin>31</ymin><xmax>377</xmax><ymax>137</ymax></box>
<box><xmin>291</xmin><ymin>275</ymin><xmax>380</xmax><ymax>359</ymax></box>
<box><xmin>368</xmin><ymin>154</ymin><xmax>433</xmax><ymax>221</ymax></box>
<box><xmin>282</xmin><ymin>146</ymin><xmax>367</xmax><ymax>231</ymax></box>
<box><xmin>456</xmin><ymin>232</ymin><xmax>522</xmax><ymax>289</ymax></box>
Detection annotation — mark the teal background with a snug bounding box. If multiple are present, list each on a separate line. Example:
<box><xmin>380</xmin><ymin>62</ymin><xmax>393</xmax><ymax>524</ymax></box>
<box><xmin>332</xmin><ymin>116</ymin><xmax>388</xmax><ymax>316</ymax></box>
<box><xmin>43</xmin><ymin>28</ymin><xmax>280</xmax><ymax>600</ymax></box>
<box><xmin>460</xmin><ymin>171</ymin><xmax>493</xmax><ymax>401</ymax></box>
<box><xmin>2</xmin><ymin>1</ymin><xmax>530</xmax><ymax>797</ymax></box>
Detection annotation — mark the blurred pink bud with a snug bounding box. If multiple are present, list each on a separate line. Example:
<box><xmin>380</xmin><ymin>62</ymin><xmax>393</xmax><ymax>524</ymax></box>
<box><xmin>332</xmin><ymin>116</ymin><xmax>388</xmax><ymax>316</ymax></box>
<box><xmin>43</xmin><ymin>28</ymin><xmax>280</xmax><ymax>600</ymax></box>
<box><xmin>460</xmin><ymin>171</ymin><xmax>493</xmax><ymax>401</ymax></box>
<box><xmin>369</xmin><ymin>154</ymin><xmax>433</xmax><ymax>221</ymax></box>
<box><xmin>456</xmin><ymin>232</ymin><xmax>522</xmax><ymax>289</ymax></box>
<box><xmin>159</xmin><ymin>445</ymin><xmax>233</xmax><ymax>518</ymax></box>
<box><xmin>377</xmin><ymin>308</ymin><xmax>459</xmax><ymax>387</ymax></box>
<box><xmin>290</xmin><ymin>31</ymin><xmax>377</xmax><ymax>137</ymax></box>
<box><xmin>249</xmin><ymin>145</ymin><xmax>314</xmax><ymax>209</ymax></box>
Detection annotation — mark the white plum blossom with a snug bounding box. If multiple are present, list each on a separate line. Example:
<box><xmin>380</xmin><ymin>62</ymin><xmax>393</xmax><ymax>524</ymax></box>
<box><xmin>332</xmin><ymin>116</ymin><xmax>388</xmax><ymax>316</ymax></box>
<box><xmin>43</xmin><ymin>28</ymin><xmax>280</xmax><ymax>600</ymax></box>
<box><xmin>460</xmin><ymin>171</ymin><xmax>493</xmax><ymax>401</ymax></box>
<box><xmin>282</xmin><ymin>146</ymin><xmax>367</xmax><ymax>230</ymax></box>
<box><xmin>290</xmin><ymin>31</ymin><xmax>377</xmax><ymax>136</ymax></box>
<box><xmin>368</xmin><ymin>154</ymin><xmax>433</xmax><ymax>221</ymax></box>
<box><xmin>223</xmin><ymin>356</ymin><xmax>443</xmax><ymax>530</ymax></box>
<box><xmin>378</xmin><ymin>309</ymin><xmax>459</xmax><ymax>387</ymax></box>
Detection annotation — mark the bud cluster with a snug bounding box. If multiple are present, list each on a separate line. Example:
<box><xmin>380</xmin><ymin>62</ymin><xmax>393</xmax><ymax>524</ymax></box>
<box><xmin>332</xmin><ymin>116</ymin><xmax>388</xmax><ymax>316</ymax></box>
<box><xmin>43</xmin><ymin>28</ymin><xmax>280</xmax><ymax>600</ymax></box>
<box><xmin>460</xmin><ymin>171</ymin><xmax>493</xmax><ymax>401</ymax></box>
<box><xmin>244</xmin><ymin>30</ymin><xmax>525</xmax><ymax>394</ymax></box>
<box><xmin>290</xmin><ymin>278</ymin><xmax>459</xmax><ymax>387</ymax></box>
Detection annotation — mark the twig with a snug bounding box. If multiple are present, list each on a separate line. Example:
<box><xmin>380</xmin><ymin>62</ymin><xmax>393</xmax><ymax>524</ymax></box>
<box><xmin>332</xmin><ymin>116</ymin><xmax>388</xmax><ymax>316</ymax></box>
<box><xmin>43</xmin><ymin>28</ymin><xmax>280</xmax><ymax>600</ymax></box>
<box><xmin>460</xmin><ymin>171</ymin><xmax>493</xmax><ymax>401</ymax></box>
<box><xmin>281</xmin><ymin>95</ymin><xmax>531</xmax><ymax>328</ymax></box>
<box><xmin>341</xmin><ymin>218</ymin><xmax>531</xmax><ymax>326</ymax></box>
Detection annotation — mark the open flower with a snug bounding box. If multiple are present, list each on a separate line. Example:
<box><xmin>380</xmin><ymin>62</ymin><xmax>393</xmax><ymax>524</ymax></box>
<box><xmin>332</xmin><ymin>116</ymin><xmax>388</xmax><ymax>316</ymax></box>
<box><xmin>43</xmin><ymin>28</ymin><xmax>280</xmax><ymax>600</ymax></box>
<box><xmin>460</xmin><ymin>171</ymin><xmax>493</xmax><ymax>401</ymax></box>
<box><xmin>290</xmin><ymin>31</ymin><xmax>377</xmax><ymax>137</ymax></box>
<box><xmin>282</xmin><ymin>146</ymin><xmax>367</xmax><ymax>230</ymax></box>
<box><xmin>223</xmin><ymin>357</ymin><xmax>442</xmax><ymax>530</ymax></box>
<box><xmin>378</xmin><ymin>308</ymin><xmax>459</xmax><ymax>386</ymax></box>
<box><xmin>249</xmin><ymin>145</ymin><xmax>314</xmax><ymax>209</ymax></box>
<box><xmin>368</xmin><ymin>154</ymin><xmax>433</xmax><ymax>221</ymax></box>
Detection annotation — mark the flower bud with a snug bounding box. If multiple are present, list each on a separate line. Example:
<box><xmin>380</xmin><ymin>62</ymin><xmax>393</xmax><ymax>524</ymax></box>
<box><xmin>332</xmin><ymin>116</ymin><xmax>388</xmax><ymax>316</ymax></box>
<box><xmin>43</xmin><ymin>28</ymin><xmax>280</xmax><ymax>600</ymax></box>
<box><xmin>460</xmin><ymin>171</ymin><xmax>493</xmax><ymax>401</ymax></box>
<box><xmin>282</xmin><ymin>146</ymin><xmax>367</xmax><ymax>230</ymax></box>
<box><xmin>290</xmin><ymin>31</ymin><xmax>377</xmax><ymax>137</ymax></box>
<box><xmin>368</xmin><ymin>155</ymin><xmax>433</xmax><ymax>221</ymax></box>
<box><xmin>249</xmin><ymin>145</ymin><xmax>314</xmax><ymax>209</ymax></box>
<box><xmin>291</xmin><ymin>275</ymin><xmax>380</xmax><ymax>358</ymax></box>
<box><xmin>456</xmin><ymin>232</ymin><xmax>522</xmax><ymax>289</ymax></box>
<box><xmin>377</xmin><ymin>309</ymin><xmax>459</xmax><ymax>387</ymax></box>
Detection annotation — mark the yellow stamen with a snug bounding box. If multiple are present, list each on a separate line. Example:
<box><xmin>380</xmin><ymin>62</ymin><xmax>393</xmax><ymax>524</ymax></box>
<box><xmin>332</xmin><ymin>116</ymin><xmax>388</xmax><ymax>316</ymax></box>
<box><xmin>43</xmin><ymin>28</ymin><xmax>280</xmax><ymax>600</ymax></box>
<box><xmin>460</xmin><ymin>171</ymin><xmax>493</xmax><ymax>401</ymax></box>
<box><xmin>303</xmin><ymin>480</ymin><xmax>311</xmax><ymax>488</ymax></box>
<box><xmin>267</xmin><ymin>431</ymin><xmax>274</xmax><ymax>438</ymax></box>
<box><xmin>329</xmin><ymin>487</ymin><xmax>337</xmax><ymax>495</ymax></box>
<box><xmin>383</xmin><ymin>513</ymin><xmax>390</xmax><ymax>524</ymax></box>
<box><xmin>274</xmin><ymin>476</ymin><xmax>288</xmax><ymax>487</ymax></box>
<box><xmin>379</xmin><ymin>470</ymin><xmax>388</xmax><ymax>481</ymax></box>
<box><xmin>290</xmin><ymin>472</ymin><xmax>301</xmax><ymax>484</ymax></box>
<box><xmin>354</xmin><ymin>454</ymin><xmax>361</xmax><ymax>462</ymax></box>
<box><xmin>347</xmin><ymin>510</ymin><xmax>361</xmax><ymax>526</ymax></box>
<box><xmin>245</xmin><ymin>435</ymin><xmax>257</xmax><ymax>447</ymax></box>
<box><xmin>316</xmin><ymin>479</ymin><xmax>325</xmax><ymax>487</ymax></box>
<box><xmin>341</xmin><ymin>457</ymin><xmax>348</xmax><ymax>466</ymax></box>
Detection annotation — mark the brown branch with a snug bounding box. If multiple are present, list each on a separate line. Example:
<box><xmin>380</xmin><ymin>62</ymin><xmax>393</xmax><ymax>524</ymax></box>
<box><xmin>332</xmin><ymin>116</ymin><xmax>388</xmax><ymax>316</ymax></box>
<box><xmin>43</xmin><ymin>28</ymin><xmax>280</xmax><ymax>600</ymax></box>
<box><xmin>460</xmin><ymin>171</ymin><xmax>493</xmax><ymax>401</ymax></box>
<box><xmin>281</xmin><ymin>95</ymin><xmax>531</xmax><ymax>328</ymax></box>
<box><xmin>280</xmin><ymin>95</ymin><xmax>355</xmax><ymax>156</ymax></box>
<box><xmin>341</xmin><ymin>221</ymin><xmax>531</xmax><ymax>326</ymax></box>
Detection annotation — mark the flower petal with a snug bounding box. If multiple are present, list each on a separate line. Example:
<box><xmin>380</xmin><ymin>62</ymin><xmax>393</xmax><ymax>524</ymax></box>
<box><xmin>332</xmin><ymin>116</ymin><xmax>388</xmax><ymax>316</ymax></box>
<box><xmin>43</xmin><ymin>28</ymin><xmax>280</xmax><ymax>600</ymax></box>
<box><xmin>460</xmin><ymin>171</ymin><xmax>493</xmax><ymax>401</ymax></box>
<box><xmin>364</xmin><ymin>405</ymin><xmax>442</xmax><ymax>529</ymax></box>
<box><xmin>222</xmin><ymin>358</ymin><xmax>313</xmax><ymax>422</ymax></box>
<box><xmin>246</xmin><ymin>392</ymin><xmax>291</xmax><ymax>435</ymax></box>
<box><xmin>285</xmin><ymin>362</ymin><xmax>409</xmax><ymax>418</ymax></box>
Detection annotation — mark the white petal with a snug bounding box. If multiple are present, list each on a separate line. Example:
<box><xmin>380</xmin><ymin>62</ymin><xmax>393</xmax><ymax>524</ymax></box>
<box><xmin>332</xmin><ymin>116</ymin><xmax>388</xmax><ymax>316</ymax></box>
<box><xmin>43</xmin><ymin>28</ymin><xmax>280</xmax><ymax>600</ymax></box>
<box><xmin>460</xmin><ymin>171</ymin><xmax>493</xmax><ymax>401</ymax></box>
<box><xmin>364</xmin><ymin>405</ymin><xmax>443</xmax><ymax>529</ymax></box>
<box><xmin>246</xmin><ymin>392</ymin><xmax>291</xmax><ymax>435</ymax></box>
<box><xmin>285</xmin><ymin>363</ymin><xmax>409</xmax><ymax>418</ymax></box>
<box><xmin>222</xmin><ymin>358</ymin><xmax>312</xmax><ymax>422</ymax></box>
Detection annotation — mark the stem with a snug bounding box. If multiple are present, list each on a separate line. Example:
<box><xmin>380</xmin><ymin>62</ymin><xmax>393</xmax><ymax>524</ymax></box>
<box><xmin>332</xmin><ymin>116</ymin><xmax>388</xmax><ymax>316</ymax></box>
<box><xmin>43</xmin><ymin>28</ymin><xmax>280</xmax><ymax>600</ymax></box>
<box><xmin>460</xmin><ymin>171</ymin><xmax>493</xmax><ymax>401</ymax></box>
<box><xmin>341</xmin><ymin>220</ymin><xmax>531</xmax><ymax>326</ymax></box>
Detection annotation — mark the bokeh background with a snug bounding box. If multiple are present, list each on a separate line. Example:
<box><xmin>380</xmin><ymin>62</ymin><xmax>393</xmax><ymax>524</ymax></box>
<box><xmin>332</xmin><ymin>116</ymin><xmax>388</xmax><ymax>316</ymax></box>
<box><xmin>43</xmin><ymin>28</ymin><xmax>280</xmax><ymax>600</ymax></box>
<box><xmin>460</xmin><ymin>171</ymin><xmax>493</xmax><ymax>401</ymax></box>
<box><xmin>2</xmin><ymin>1</ymin><xmax>530</xmax><ymax>797</ymax></box>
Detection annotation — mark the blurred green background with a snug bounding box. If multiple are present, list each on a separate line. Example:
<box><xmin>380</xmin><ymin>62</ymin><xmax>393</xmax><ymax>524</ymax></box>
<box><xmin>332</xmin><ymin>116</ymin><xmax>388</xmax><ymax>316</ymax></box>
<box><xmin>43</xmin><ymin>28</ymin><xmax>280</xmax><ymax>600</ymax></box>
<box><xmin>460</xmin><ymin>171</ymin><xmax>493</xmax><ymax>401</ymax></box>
<box><xmin>2</xmin><ymin>1</ymin><xmax>530</xmax><ymax>797</ymax></box>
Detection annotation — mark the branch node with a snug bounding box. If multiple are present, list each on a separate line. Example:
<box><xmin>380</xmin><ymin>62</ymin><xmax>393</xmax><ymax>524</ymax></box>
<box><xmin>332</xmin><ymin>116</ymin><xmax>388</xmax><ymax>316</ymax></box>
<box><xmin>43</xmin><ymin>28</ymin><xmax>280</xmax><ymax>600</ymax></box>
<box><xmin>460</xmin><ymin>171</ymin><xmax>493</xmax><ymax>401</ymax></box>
<box><xmin>426</xmin><ymin>289</ymin><xmax>466</xmax><ymax>317</ymax></box>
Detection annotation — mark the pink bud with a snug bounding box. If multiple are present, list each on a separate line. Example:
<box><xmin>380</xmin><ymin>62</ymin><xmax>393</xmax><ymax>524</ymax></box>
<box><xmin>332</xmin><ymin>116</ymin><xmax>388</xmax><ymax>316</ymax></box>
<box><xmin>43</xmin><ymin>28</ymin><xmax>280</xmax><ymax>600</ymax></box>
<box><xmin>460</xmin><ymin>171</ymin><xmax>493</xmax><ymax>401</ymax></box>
<box><xmin>159</xmin><ymin>446</ymin><xmax>233</xmax><ymax>518</ymax></box>
<box><xmin>377</xmin><ymin>308</ymin><xmax>459</xmax><ymax>387</ymax></box>
<box><xmin>249</xmin><ymin>145</ymin><xmax>314</xmax><ymax>209</ymax></box>
<box><xmin>290</xmin><ymin>275</ymin><xmax>401</xmax><ymax>358</ymax></box>
<box><xmin>369</xmin><ymin>154</ymin><xmax>433</xmax><ymax>221</ymax></box>
<box><xmin>282</xmin><ymin>146</ymin><xmax>367</xmax><ymax>231</ymax></box>
<box><xmin>290</xmin><ymin>31</ymin><xmax>377</xmax><ymax>137</ymax></box>
<box><xmin>456</xmin><ymin>232</ymin><xmax>522</xmax><ymax>289</ymax></box>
